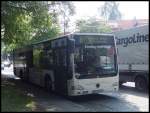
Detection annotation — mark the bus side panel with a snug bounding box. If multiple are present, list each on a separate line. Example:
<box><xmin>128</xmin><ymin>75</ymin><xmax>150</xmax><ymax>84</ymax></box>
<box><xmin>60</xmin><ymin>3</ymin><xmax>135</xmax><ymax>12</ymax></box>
<box><xmin>54</xmin><ymin>66</ymin><xmax>68</xmax><ymax>95</ymax></box>
<box><xmin>52</xmin><ymin>37</ymin><xmax>69</xmax><ymax>95</ymax></box>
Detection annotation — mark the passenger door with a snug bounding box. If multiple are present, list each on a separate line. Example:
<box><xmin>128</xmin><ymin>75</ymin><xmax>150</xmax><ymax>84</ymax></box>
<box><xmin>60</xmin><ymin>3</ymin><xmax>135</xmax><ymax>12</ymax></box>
<box><xmin>29</xmin><ymin>45</ymin><xmax>43</xmax><ymax>86</ymax></box>
<box><xmin>53</xmin><ymin>48</ymin><xmax>68</xmax><ymax>95</ymax></box>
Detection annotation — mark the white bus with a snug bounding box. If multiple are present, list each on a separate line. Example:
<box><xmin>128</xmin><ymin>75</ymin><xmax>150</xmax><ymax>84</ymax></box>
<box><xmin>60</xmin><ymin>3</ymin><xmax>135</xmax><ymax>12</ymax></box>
<box><xmin>13</xmin><ymin>33</ymin><xmax>119</xmax><ymax>96</ymax></box>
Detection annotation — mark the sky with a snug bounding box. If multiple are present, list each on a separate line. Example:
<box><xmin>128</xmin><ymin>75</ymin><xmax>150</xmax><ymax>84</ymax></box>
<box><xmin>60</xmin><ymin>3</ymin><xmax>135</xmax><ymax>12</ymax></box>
<box><xmin>60</xmin><ymin>1</ymin><xmax>149</xmax><ymax>32</ymax></box>
<box><xmin>72</xmin><ymin>1</ymin><xmax>149</xmax><ymax>20</ymax></box>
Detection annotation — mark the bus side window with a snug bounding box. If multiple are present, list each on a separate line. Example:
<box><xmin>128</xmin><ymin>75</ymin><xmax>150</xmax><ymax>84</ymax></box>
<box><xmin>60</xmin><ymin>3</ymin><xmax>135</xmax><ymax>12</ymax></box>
<box><xmin>53</xmin><ymin>48</ymin><xmax>66</xmax><ymax>66</ymax></box>
<box><xmin>33</xmin><ymin>46</ymin><xmax>43</xmax><ymax>68</ymax></box>
<box><xmin>59</xmin><ymin>49</ymin><xmax>67</xmax><ymax>66</ymax></box>
<box><xmin>41</xmin><ymin>49</ymin><xmax>53</xmax><ymax>69</ymax></box>
<box><xmin>48</xmin><ymin>49</ymin><xmax>53</xmax><ymax>65</ymax></box>
<box><xmin>26</xmin><ymin>50</ymin><xmax>33</xmax><ymax>67</ymax></box>
<box><xmin>55</xmin><ymin>49</ymin><xmax>59</xmax><ymax>66</ymax></box>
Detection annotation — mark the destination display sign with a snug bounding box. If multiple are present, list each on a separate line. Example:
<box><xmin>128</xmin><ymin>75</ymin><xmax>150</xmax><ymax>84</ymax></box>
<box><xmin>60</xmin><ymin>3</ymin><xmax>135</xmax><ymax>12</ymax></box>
<box><xmin>74</xmin><ymin>35</ymin><xmax>114</xmax><ymax>45</ymax></box>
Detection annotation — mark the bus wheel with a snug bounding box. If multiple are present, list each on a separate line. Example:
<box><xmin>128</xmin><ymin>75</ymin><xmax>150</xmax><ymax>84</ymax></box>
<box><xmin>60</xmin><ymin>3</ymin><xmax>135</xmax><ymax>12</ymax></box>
<box><xmin>135</xmin><ymin>76</ymin><xmax>147</xmax><ymax>91</ymax></box>
<box><xmin>45</xmin><ymin>76</ymin><xmax>52</xmax><ymax>92</ymax></box>
<box><xmin>119</xmin><ymin>81</ymin><xmax>123</xmax><ymax>86</ymax></box>
<box><xmin>19</xmin><ymin>70</ymin><xmax>24</xmax><ymax>80</ymax></box>
<box><xmin>24</xmin><ymin>69</ymin><xmax>29</xmax><ymax>82</ymax></box>
<box><xmin>14</xmin><ymin>68</ymin><xmax>17</xmax><ymax>75</ymax></box>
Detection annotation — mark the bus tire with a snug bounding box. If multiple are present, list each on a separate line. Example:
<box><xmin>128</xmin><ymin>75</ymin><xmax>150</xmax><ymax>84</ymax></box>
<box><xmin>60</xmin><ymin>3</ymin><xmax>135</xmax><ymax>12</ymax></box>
<box><xmin>45</xmin><ymin>76</ymin><xmax>52</xmax><ymax>92</ymax></box>
<box><xmin>119</xmin><ymin>81</ymin><xmax>123</xmax><ymax>86</ymax></box>
<box><xmin>19</xmin><ymin>70</ymin><xmax>24</xmax><ymax>80</ymax></box>
<box><xmin>14</xmin><ymin>68</ymin><xmax>17</xmax><ymax>76</ymax></box>
<box><xmin>24</xmin><ymin>69</ymin><xmax>29</xmax><ymax>82</ymax></box>
<box><xmin>135</xmin><ymin>76</ymin><xmax>147</xmax><ymax>91</ymax></box>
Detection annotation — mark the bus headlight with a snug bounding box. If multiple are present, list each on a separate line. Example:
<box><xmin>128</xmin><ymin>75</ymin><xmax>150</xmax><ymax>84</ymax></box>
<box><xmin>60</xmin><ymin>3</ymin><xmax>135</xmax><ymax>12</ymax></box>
<box><xmin>71</xmin><ymin>85</ymin><xmax>84</xmax><ymax>90</ymax></box>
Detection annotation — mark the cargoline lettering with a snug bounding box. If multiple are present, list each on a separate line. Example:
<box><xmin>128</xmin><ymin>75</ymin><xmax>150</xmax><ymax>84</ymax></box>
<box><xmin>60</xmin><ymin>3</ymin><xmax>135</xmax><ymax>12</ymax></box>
<box><xmin>116</xmin><ymin>33</ymin><xmax>149</xmax><ymax>47</ymax></box>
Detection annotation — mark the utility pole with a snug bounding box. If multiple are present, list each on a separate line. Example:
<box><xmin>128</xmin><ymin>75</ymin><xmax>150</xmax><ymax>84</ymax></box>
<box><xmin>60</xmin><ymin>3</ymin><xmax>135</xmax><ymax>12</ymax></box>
<box><xmin>63</xmin><ymin>13</ymin><xmax>66</xmax><ymax>35</ymax></box>
<box><xmin>63</xmin><ymin>11</ymin><xmax>66</xmax><ymax>35</ymax></box>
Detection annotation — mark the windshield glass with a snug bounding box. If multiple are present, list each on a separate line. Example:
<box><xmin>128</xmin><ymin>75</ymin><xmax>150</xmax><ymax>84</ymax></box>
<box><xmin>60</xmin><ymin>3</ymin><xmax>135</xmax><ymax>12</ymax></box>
<box><xmin>74</xmin><ymin>45</ymin><xmax>117</xmax><ymax>78</ymax></box>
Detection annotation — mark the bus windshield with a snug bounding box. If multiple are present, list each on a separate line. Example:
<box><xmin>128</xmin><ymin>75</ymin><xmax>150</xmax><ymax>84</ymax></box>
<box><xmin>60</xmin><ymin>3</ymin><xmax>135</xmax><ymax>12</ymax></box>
<box><xmin>74</xmin><ymin>44</ymin><xmax>117</xmax><ymax>79</ymax></box>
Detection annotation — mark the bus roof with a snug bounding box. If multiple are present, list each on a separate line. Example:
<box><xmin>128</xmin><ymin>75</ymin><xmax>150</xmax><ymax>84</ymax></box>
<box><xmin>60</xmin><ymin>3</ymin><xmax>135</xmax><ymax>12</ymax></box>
<box><xmin>32</xmin><ymin>35</ymin><xmax>68</xmax><ymax>45</ymax></box>
<box><xmin>32</xmin><ymin>33</ymin><xmax>114</xmax><ymax>45</ymax></box>
<box><xmin>13</xmin><ymin>32</ymin><xmax>114</xmax><ymax>51</ymax></box>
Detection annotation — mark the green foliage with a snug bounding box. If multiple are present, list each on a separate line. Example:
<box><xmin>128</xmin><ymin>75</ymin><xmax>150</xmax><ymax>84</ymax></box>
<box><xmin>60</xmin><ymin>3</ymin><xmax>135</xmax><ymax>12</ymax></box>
<box><xmin>100</xmin><ymin>2</ymin><xmax>122</xmax><ymax>21</ymax></box>
<box><xmin>1</xmin><ymin>81</ymin><xmax>36</xmax><ymax>112</ymax></box>
<box><xmin>76</xmin><ymin>17</ymin><xmax>112</xmax><ymax>33</ymax></box>
<box><xmin>33</xmin><ymin>49</ymin><xmax>42</xmax><ymax>68</ymax></box>
<box><xmin>1</xmin><ymin>1</ymin><xmax>60</xmax><ymax>52</ymax></box>
<box><xmin>61</xmin><ymin>2</ymin><xmax>76</xmax><ymax>33</ymax></box>
<box><xmin>48</xmin><ymin>1</ymin><xmax>76</xmax><ymax>34</ymax></box>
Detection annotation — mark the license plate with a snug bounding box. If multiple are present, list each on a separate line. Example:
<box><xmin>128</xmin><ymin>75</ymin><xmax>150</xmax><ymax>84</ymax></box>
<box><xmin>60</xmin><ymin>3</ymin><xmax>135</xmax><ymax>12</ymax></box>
<box><xmin>92</xmin><ymin>89</ymin><xmax>104</xmax><ymax>93</ymax></box>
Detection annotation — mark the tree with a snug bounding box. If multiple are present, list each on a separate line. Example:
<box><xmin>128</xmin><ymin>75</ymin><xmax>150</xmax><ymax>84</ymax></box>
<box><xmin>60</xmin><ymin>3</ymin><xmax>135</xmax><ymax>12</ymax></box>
<box><xmin>100</xmin><ymin>2</ymin><xmax>122</xmax><ymax>21</ymax></box>
<box><xmin>48</xmin><ymin>1</ymin><xmax>76</xmax><ymax>34</ymax></box>
<box><xmin>76</xmin><ymin>17</ymin><xmax>112</xmax><ymax>33</ymax></box>
<box><xmin>1</xmin><ymin>1</ymin><xmax>60</xmax><ymax>52</ymax></box>
<box><xmin>61</xmin><ymin>2</ymin><xmax>75</xmax><ymax>34</ymax></box>
<box><xmin>1</xmin><ymin>1</ymin><xmax>76</xmax><ymax>52</ymax></box>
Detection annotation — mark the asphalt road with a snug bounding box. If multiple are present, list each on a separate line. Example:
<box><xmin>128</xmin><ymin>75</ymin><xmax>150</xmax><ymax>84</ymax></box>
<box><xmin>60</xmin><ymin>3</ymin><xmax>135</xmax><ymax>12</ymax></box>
<box><xmin>1</xmin><ymin>65</ymin><xmax>149</xmax><ymax>112</ymax></box>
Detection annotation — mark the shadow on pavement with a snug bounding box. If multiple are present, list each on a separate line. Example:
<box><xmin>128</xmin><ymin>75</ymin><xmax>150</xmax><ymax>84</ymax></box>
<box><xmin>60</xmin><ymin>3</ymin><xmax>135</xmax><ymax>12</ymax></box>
<box><xmin>119</xmin><ymin>84</ymin><xmax>148</xmax><ymax>97</ymax></box>
<box><xmin>68</xmin><ymin>94</ymin><xmax>119</xmax><ymax>102</ymax></box>
<box><xmin>2</xmin><ymin>78</ymin><xmax>144</xmax><ymax>112</ymax></box>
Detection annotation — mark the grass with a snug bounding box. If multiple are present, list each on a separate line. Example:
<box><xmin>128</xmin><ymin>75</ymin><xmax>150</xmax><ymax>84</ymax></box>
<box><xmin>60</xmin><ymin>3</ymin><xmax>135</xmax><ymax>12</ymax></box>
<box><xmin>1</xmin><ymin>80</ymin><xmax>42</xmax><ymax>112</ymax></box>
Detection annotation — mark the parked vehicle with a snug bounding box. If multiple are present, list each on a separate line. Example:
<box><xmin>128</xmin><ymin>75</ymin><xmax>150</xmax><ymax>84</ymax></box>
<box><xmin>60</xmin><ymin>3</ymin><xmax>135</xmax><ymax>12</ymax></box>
<box><xmin>113</xmin><ymin>25</ymin><xmax>149</xmax><ymax>91</ymax></box>
<box><xmin>13</xmin><ymin>33</ymin><xmax>119</xmax><ymax>96</ymax></box>
<box><xmin>1</xmin><ymin>63</ymin><xmax>4</xmax><ymax>70</ymax></box>
<box><xmin>3</xmin><ymin>60</ymin><xmax>11</xmax><ymax>67</ymax></box>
